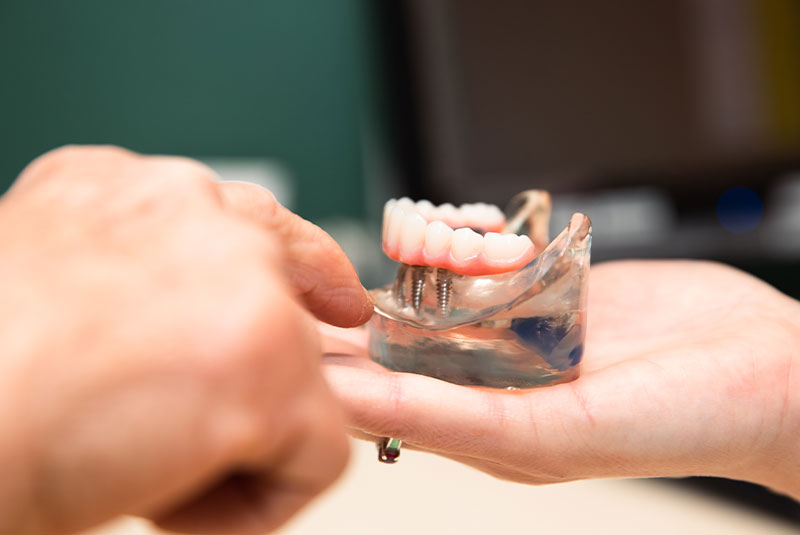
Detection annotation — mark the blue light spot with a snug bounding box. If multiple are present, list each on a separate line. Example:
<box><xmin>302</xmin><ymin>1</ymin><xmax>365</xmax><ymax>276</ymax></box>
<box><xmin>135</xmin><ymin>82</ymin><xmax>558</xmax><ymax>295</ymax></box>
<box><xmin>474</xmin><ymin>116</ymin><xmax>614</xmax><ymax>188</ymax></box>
<box><xmin>569</xmin><ymin>344</ymin><xmax>583</xmax><ymax>366</ymax></box>
<box><xmin>716</xmin><ymin>187</ymin><xmax>763</xmax><ymax>233</ymax></box>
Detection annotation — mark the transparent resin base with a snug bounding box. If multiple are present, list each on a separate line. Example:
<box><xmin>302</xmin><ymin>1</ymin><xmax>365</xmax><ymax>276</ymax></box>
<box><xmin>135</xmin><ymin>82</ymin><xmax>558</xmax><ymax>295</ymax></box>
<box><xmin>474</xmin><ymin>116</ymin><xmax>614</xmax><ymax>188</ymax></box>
<box><xmin>369</xmin><ymin>310</ymin><xmax>584</xmax><ymax>388</ymax></box>
<box><xmin>368</xmin><ymin>194</ymin><xmax>592</xmax><ymax>390</ymax></box>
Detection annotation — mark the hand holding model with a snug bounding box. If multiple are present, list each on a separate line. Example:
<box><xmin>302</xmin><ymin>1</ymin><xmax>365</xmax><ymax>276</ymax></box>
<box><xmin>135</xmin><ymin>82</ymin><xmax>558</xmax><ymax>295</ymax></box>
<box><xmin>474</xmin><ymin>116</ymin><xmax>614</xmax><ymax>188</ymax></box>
<box><xmin>1</xmin><ymin>146</ymin><xmax>798</xmax><ymax>535</ymax></box>
<box><xmin>0</xmin><ymin>146</ymin><xmax>373</xmax><ymax>535</ymax></box>
<box><xmin>324</xmin><ymin>260</ymin><xmax>800</xmax><ymax>499</ymax></box>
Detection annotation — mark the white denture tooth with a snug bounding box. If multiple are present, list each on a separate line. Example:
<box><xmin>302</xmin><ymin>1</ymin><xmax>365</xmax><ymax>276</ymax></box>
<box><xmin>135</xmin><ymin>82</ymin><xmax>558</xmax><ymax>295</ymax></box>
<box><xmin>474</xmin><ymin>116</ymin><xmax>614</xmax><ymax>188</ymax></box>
<box><xmin>451</xmin><ymin>227</ymin><xmax>484</xmax><ymax>260</ymax></box>
<box><xmin>415</xmin><ymin>199</ymin><xmax>436</xmax><ymax>220</ymax></box>
<box><xmin>458</xmin><ymin>203</ymin><xmax>479</xmax><ymax>222</ymax></box>
<box><xmin>399</xmin><ymin>212</ymin><xmax>427</xmax><ymax>258</ymax></box>
<box><xmin>469</xmin><ymin>202</ymin><xmax>487</xmax><ymax>219</ymax></box>
<box><xmin>489</xmin><ymin>206</ymin><xmax>506</xmax><ymax>225</ymax></box>
<box><xmin>424</xmin><ymin>220</ymin><xmax>454</xmax><ymax>257</ymax></box>
<box><xmin>437</xmin><ymin>202</ymin><xmax>458</xmax><ymax>223</ymax></box>
<box><xmin>505</xmin><ymin>233</ymin><xmax>532</xmax><ymax>258</ymax></box>
<box><xmin>486</xmin><ymin>204</ymin><xmax>503</xmax><ymax>219</ymax></box>
<box><xmin>396</xmin><ymin>197</ymin><xmax>416</xmax><ymax>212</ymax></box>
<box><xmin>479</xmin><ymin>202</ymin><xmax>498</xmax><ymax>215</ymax></box>
<box><xmin>475</xmin><ymin>207</ymin><xmax>495</xmax><ymax>227</ymax></box>
<box><xmin>517</xmin><ymin>234</ymin><xmax>534</xmax><ymax>254</ymax></box>
<box><xmin>482</xmin><ymin>232</ymin><xmax>508</xmax><ymax>259</ymax></box>
<box><xmin>473</xmin><ymin>203</ymin><xmax>489</xmax><ymax>224</ymax></box>
<box><xmin>383</xmin><ymin>198</ymin><xmax>397</xmax><ymax>216</ymax></box>
<box><xmin>483</xmin><ymin>233</ymin><xmax>532</xmax><ymax>260</ymax></box>
<box><xmin>385</xmin><ymin>205</ymin><xmax>405</xmax><ymax>249</ymax></box>
<box><xmin>502</xmin><ymin>233</ymin><xmax>520</xmax><ymax>254</ymax></box>
<box><xmin>382</xmin><ymin>199</ymin><xmax>397</xmax><ymax>240</ymax></box>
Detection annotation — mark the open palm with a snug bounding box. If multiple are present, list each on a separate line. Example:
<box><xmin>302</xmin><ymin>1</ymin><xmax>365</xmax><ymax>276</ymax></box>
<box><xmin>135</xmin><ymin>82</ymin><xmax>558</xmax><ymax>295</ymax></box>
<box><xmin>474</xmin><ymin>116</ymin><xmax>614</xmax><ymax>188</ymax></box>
<box><xmin>322</xmin><ymin>260</ymin><xmax>800</xmax><ymax>496</ymax></box>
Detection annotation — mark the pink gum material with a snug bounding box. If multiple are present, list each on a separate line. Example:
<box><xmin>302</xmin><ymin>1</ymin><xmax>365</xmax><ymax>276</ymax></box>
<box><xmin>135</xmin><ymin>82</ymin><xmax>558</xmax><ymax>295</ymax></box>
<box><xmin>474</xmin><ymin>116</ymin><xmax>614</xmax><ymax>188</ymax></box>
<box><xmin>439</xmin><ymin>220</ymin><xmax>505</xmax><ymax>233</ymax></box>
<box><xmin>383</xmin><ymin>241</ymin><xmax>536</xmax><ymax>276</ymax></box>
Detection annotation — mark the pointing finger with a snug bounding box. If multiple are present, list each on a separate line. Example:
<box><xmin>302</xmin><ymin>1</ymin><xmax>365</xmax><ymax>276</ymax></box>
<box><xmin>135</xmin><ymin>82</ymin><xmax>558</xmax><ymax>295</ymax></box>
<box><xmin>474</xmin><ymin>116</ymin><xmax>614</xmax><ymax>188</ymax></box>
<box><xmin>218</xmin><ymin>181</ymin><xmax>373</xmax><ymax>328</ymax></box>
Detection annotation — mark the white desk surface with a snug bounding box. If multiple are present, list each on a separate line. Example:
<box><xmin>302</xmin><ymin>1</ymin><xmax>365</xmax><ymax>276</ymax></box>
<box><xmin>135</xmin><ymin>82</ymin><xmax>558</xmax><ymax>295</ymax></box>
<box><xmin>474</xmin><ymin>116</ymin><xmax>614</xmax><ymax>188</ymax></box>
<box><xmin>88</xmin><ymin>439</ymin><xmax>797</xmax><ymax>535</ymax></box>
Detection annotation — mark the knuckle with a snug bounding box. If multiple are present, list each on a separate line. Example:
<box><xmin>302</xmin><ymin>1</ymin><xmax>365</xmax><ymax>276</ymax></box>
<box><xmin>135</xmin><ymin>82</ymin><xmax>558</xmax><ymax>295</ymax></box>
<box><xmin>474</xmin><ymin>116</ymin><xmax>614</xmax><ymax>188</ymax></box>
<box><xmin>111</xmin><ymin>155</ymin><xmax>222</xmax><ymax>209</ymax></box>
<box><xmin>17</xmin><ymin>144</ymin><xmax>135</xmax><ymax>184</ymax></box>
<box><xmin>34</xmin><ymin>144</ymin><xmax>81</xmax><ymax>166</ymax></box>
<box><xmin>43</xmin><ymin>144</ymin><xmax>134</xmax><ymax>162</ymax></box>
<box><xmin>152</xmin><ymin>156</ymin><xmax>219</xmax><ymax>186</ymax></box>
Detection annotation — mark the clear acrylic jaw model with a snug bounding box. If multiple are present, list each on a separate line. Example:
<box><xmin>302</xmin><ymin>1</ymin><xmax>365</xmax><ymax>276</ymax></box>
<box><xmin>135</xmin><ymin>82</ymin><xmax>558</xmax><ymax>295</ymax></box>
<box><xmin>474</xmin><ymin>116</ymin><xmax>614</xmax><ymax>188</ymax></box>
<box><xmin>368</xmin><ymin>190</ymin><xmax>592</xmax><ymax>390</ymax></box>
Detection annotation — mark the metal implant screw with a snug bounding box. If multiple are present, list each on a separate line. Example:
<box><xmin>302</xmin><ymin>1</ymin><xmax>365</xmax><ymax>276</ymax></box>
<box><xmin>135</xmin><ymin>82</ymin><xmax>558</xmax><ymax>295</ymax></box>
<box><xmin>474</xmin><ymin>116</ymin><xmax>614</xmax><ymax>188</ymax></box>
<box><xmin>411</xmin><ymin>266</ymin><xmax>426</xmax><ymax>313</ymax></box>
<box><xmin>394</xmin><ymin>264</ymin><xmax>408</xmax><ymax>308</ymax></box>
<box><xmin>436</xmin><ymin>268</ymin><xmax>453</xmax><ymax>317</ymax></box>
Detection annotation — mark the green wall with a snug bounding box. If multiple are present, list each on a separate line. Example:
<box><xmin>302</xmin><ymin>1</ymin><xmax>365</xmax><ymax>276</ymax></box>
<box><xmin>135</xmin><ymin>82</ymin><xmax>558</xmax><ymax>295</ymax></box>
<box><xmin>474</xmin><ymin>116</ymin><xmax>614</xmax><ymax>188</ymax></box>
<box><xmin>0</xmin><ymin>0</ymin><xmax>371</xmax><ymax>220</ymax></box>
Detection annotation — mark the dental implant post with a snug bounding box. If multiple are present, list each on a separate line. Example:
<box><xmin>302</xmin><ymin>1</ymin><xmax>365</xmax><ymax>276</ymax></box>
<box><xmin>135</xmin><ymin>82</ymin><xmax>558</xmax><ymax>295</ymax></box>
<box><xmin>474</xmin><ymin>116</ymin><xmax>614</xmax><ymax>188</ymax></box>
<box><xmin>393</xmin><ymin>264</ymin><xmax>408</xmax><ymax>308</ymax></box>
<box><xmin>435</xmin><ymin>268</ymin><xmax>453</xmax><ymax>317</ymax></box>
<box><xmin>411</xmin><ymin>266</ymin><xmax>426</xmax><ymax>313</ymax></box>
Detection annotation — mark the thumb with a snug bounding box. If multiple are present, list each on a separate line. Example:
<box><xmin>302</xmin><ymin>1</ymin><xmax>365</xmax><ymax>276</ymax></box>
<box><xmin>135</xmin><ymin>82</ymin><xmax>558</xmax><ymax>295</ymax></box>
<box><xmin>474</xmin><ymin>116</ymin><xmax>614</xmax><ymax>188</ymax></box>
<box><xmin>218</xmin><ymin>181</ymin><xmax>373</xmax><ymax>328</ymax></box>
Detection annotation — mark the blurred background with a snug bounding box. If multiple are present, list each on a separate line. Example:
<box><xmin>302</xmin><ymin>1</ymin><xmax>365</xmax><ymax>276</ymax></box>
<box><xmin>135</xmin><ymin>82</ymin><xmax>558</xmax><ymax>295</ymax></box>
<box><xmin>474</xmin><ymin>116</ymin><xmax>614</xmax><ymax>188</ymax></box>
<box><xmin>2</xmin><ymin>0</ymin><xmax>799</xmax><ymax>531</ymax></box>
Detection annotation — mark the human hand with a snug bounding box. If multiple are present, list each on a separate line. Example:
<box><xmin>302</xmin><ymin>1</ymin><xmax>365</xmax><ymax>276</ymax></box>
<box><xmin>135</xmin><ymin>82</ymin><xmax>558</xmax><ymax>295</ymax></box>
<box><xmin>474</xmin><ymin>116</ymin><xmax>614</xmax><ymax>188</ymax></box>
<box><xmin>0</xmin><ymin>146</ymin><xmax>372</xmax><ymax>534</ymax></box>
<box><xmin>323</xmin><ymin>260</ymin><xmax>800</xmax><ymax>498</ymax></box>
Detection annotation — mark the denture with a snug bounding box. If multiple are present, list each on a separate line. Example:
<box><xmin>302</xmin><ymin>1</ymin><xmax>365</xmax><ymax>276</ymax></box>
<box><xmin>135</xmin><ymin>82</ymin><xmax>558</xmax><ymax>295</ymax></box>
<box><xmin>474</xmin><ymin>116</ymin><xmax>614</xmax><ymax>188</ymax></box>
<box><xmin>368</xmin><ymin>190</ymin><xmax>593</xmax><ymax>464</ymax></box>
<box><xmin>382</xmin><ymin>198</ymin><xmax>535</xmax><ymax>275</ymax></box>
<box><xmin>369</xmin><ymin>189</ymin><xmax>592</xmax><ymax>379</ymax></box>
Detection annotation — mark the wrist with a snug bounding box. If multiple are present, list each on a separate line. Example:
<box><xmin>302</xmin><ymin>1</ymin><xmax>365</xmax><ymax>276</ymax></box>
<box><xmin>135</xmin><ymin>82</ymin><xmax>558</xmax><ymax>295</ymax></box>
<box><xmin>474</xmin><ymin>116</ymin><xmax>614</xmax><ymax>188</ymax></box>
<box><xmin>749</xmin><ymin>296</ymin><xmax>800</xmax><ymax>500</ymax></box>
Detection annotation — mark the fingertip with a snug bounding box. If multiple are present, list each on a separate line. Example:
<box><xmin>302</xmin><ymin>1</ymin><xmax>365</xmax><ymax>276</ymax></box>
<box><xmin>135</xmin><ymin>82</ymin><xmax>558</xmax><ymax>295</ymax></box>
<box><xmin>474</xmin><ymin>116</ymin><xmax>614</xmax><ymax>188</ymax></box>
<box><xmin>309</xmin><ymin>285</ymin><xmax>374</xmax><ymax>328</ymax></box>
<box><xmin>349</xmin><ymin>286</ymin><xmax>375</xmax><ymax>327</ymax></box>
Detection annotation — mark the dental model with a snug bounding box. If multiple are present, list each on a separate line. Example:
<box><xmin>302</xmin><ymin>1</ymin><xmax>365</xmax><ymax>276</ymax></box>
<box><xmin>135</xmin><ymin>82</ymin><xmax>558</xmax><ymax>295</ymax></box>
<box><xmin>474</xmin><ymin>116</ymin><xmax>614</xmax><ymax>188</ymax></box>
<box><xmin>368</xmin><ymin>190</ymin><xmax>592</xmax><ymax>463</ymax></box>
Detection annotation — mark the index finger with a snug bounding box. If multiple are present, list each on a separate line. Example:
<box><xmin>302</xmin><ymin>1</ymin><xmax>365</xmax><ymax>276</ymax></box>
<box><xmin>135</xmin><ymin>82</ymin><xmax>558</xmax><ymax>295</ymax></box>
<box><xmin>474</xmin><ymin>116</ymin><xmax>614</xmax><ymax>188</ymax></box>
<box><xmin>218</xmin><ymin>181</ymin><xmax>373</xmax><ymax>328</ymax></box>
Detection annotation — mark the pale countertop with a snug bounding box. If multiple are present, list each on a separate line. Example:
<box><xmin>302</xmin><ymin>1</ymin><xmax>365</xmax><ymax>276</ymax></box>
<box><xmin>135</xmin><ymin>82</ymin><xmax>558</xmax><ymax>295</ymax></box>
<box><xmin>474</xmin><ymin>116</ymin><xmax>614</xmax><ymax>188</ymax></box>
<box><xmin>87</xmin><ymin>439</ymin><xmax>797</xmax><ymax>535</ymax></box>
